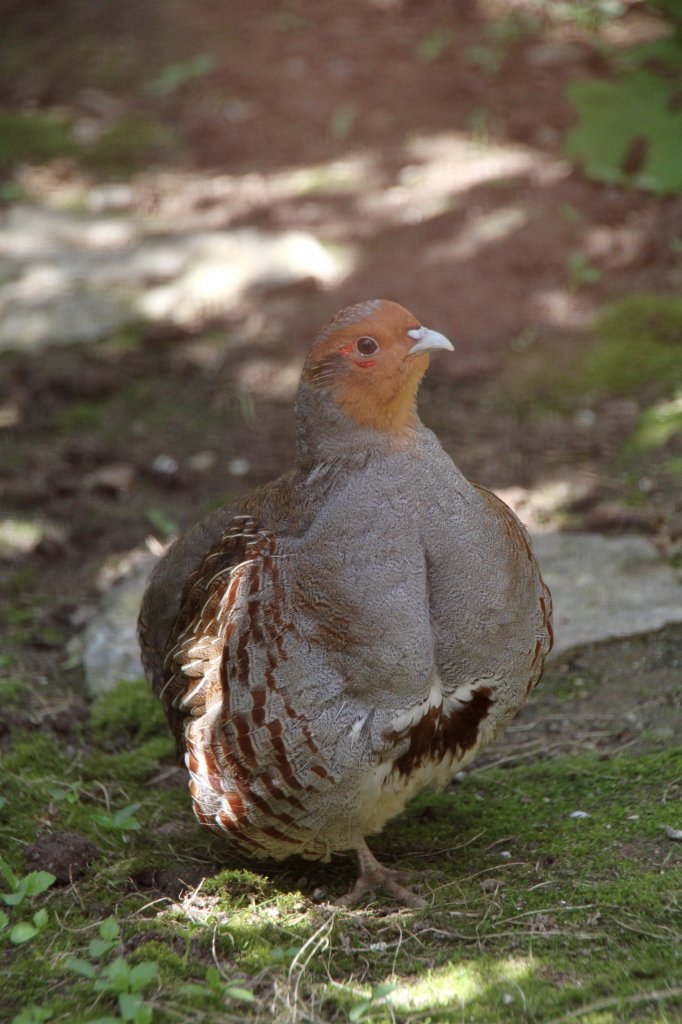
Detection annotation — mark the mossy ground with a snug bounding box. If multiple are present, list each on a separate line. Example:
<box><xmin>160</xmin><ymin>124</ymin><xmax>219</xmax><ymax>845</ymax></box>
<box><xmin>1</xmin><ymin>660</ymin><xmax>680</xmax><ymax>1024</ymax></box>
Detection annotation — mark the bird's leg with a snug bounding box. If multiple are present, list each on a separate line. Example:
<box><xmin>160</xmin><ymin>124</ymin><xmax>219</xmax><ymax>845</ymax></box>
<box><xmin>338</xmin><ymin>840</ymin><xmax>426</xmax><ymax>909</ymax></box>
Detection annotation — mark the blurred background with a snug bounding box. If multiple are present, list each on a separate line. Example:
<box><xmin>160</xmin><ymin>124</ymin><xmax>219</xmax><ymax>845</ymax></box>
<box><xmin>2</xmin><ymin>0</ymin><xmax>682</xmax><ymax>598</ymax></box>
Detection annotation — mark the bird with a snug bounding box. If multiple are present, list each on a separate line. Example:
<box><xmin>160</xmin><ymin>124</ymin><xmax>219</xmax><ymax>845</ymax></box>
<box><xmin>138</xmin><ymin>299</ymin><xmax>553</xmax><ymax>908</ymax></box>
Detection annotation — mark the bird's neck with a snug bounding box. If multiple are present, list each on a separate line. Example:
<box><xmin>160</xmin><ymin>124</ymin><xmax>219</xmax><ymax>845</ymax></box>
<box><xmin>294</xmin><ymin>381</ymin><xmax>419</xmax><ymax>471</ymax></box>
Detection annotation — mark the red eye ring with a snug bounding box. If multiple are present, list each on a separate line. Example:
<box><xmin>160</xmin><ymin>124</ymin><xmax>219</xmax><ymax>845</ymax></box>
<box><xmin>356</xmin><ymin>336</ymin><xmax>378</xmax><ymax>355</ymax></box>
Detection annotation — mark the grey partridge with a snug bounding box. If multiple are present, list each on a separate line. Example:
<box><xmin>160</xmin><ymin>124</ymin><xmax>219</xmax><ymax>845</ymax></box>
<box><xmin>138</xmin><ymin>299</ymin><xmax>553</xmax><ymax>907</ymax></box>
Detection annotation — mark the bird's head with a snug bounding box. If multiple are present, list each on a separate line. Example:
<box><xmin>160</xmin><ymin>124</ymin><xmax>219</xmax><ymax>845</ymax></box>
<box><xmin>300</xmin><ymin>299</ymin><xmax>453</xmax><ymax>440</ymax></box>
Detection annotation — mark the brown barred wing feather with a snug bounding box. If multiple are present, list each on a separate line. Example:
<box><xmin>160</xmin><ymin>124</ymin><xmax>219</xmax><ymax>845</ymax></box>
<box><xmin>160</xmin><ymin>515</ymin><xmax>332</xmax><ymax>859</ymax></box>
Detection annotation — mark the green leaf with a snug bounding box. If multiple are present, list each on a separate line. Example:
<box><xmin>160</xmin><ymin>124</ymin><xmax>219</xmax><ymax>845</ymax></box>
<box><xmin>179</xmin><ymin>982</ymin><xmax>211</xmax><ymax>997</ymax></box>
<box><xmin>622</xmin><ymin>34</ymin><xmax>682</xmax><ymax>70</ymax></box>
<box><xmin>0</xmin><ymin>858</ymin><xmax>19</xmax><ymax>889</ymax></box>
<box><xmin>205</xmin><ymin>966</ymin><xmax>222</xmax><ymax>990</ymax></box>
<box><xmin>146</xmin><ymin>54</ymin><xmax>214</xmax><ymax>98</ymax></box>
<box><xmin>9</xmin><ymin>922</ymin><xmax>38</xmax><ymax>943</ymax></box>
<box><xmin>3</xmin><ymin>888</ymin><xmax>26</xmax><ymax>906</ymax></box>
<box><xmin>89</xmin><ymin>937</ymin><xmax>117</xmax><ymax>959</ymax></box>
<box><xmin>0</xmin><ymin>796</ymin><xmax>7</xmax><ymax>811</ymax></box>
<box><xmin>565</xmin><ymin>71</ymin><xmax>682</xmax><ymax>195</ymax></box>
<box><xmin>417</xmin><ymin>29</ymin><xmax>452</xmax><ymax>63</ymax></box>
<box><xmin>65</xmin><ymin>956</ymin><xmax>97</xmax><ymax>979</ymax></box>
<box><xmin>132</xmin><ymin>1006</ymin><xmax>153</xmax><ymax>1024</ymax></box>
<box><xmin>103</xmin><ymin>956</ymin><xmax>132</xmax><ymax>992</ymax></box>
<box><xmin>11</xmin><ymin>1007</ymin><xmax>53</xmax><ymax>1024</ymax></box>
<box><xmin>348</xmin><ymin>1000</ymin><xmax>372</xmax><ymax>1022</ymax></box>
<box><xmin>32</xmin><ymin>908</ymin><xmax>48</xmax><ymax>930</ymax></box>
<box><xmin>129</xmin><ymin>961</ymin><xmax>158</xmax><ymax>992</ymax></box>
<box><xmin>99</xmin><ymin>916</ymin><xmax>120</xmax><ymax>941</ymax></box>
<box><xmin>145</xmin><ymin>508</ymin><xmax>178</xmax><ymax>538</ymax></box>
<box><xmin>95</xmin><ymin>803</ymin><xmax>142</xmax><ymax>831</ymax></box>
<box><xmin>569</xmin><ymin>252</ymin><xmax>602</xmax><ymax>286</ymax></box>
<box><xmin>225</xmin><ymin>986</ymin><xmax>256</xmax><ymax>1003</ymax></box>
<box><xmin>0</xmin><ymin>909</ymin><xmax>9</xmax><ymax>930</ymax></box>
<box><xmin>372</xmin><ymin>982</ymin><xmax>397</xmax><ymax>999</ymax></box>
<box><xmin>118</xmin><ymin>992</ymin><xmax>143</xmax><ymax>1021</ymax></box>
<box><xmin>24</xmin><ymin>871</ymin><xmax>56</xmax><ymax>897</ymax></box>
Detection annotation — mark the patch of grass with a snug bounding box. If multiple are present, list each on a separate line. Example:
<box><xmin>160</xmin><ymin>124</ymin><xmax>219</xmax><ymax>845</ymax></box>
<box><xmin>54</xmin><ymin>399</ymin><xmax>104</xmax><ymax>435</ymax></box>
<box><xmin>2</xmin><ymin>675</ymin><xmax>680</xmax><ymax>1023</ymax></box>
<box><xmin>501</xmin><ymin>294</ymin><xmax>682</xmax><ymax>424</ymax></box>
<box><xmin>587</xmin><ymin>295</ymin><xmax>682</xmax><ymax>398</ymax></box>
<box><xmin>626</xmin><ymin>391</ymin><xmax>682</xmax><ymax>453</ymax></box>
<box><xmin>0</xmin><ymin>109</ymin><xmax>175</xmax><ymax>180</ymax></box>
<box><xmin>80</xmin><ymin>115</ymin><xmax>176</xmax><ymax>176</ymax></box>
<box><xmin>0</xmin><ymin>112</ymin><xmax>74</xmax><ymax>172</ymax></box>
<box><xmin>88</xmin><ymin>679</ymin><xmax>169</xmax><ymax>749</ymax></box>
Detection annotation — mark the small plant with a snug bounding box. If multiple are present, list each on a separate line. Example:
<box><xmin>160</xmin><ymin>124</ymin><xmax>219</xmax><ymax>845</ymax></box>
<box><xmin>146</xmin><ymin>54</ymin><xmax>214</xmax><ymax>98</ymax></box>
<box><xmin>145</xmin><ymin>508</ymin><xmax>178</xmax><ymax>538</ymax></box>
<box><xmin>565</xmin><ymin>1</ymin><xmax>682</xmax><ymax>196</ymax></box>
<box><xmin>465</xmin><ymin>12</ymin><xmax>539</xmax><ymax>76</ymax></box>
<box><xmin>348</xmin><ymin>982</ymin><xmax>396</xmax><ymax>1022</ymax></box>
<box><xmin>49</xmin><ymin>781</ymin><xmax>84</xmax><ymax>805</ymax></box>
<box><xmin>329</xmin><ymin>102</ymin><xmax>357</xmax><ymax>141</ymax></box>
<box><xmin>11</xmin><ymin>1007</ymin><xmax>53</xmax><ymax>1024</ymax></box>
<box><xmin>181</xmin><ymin>965</ymin><xmax>256</xmax><ymax>1005</ymax></box>
<box><xmin>417</xmin><ymin>29</ymin><xmax>453</xmax><ymax>63</ymax></box>
<box><xmin>1</xmin><ymin>860</ymin><xmax>55</xmax><ymax>908</ymax></box>
<box><xmin>0</xmin><ymin>860</ymin><xmax>55</xmax><ymax>946</ymax></box>
<box><xmin>89</xmin><ymin>916</ymin><xmax>121</xmax><ymax>959</ymax></box>
<box><xmin>94</xmin><ymin>803</ymin><xmax>142</xmax><ymax>833</ymax></box>
<box><xmin>550</xmin><ymin>0</ymin><xmax>626</xmax><ymax>32</ymax></box>
<box><xmin>6</xmin><ymin>908</ymin><xmax>50</xmax><ymax>945</ymax></box>
<box><xmin>568</xmin><ymin>252</ymin><xmax>602</xmax><ymax>287</ymax></box>
<box><xmin>67</xmin><ymin>953</ymin><xmax>158</xmax><ymax>1023</ymax></box>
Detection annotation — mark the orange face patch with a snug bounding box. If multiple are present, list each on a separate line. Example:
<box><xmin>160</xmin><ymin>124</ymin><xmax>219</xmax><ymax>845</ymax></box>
<box><xmin>303</xmin><ymin>300</ymin><xmax>430</xmax><ymax>437</ymax></box>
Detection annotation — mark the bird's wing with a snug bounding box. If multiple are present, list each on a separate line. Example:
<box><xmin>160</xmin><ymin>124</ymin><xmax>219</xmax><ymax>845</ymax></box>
<box><xmin>472</xmin><ymin>483</ymin><xmax>554</xmax><ymax>676</ymax></box>
<box><xmin>159</xmin><ymin>514</ymin><xmax>336</xmax><ymax>854</ymax></box>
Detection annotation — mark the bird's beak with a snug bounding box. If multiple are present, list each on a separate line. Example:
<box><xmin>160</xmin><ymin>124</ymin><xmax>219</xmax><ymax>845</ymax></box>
<box><xmin>407</xmin><ymin>326</ymin><xmax>454</xmax><ymax>356</ymax></box>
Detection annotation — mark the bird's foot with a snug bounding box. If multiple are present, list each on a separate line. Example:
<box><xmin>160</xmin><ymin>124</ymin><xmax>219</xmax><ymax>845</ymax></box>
<box><xmin>338</xmin><ymin>840</ymin><xmax>425</xmax><ymax>909</ymax></box>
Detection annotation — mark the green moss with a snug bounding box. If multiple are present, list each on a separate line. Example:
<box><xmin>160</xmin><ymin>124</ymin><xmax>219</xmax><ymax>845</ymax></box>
<box><xmin>3</xmin><ymin>732</ymin><xmax>66</xmax><ymax>777</ymax></box>
<box><xmin>1</xmin><ymin>665</ymin><xmax>680</xmax><ymax>1024</ymax></box>
<box><xmin>54</xmin><ymin>400</ymin><xmax>104</xmax><ymax>434</ymax></box>
<box><xmin>89</xmin><ymin>678</ymin><xmax>169</xmax><ymax>748</ymax></box>
<box><xmin>500</xmin><ymin>294</ymin><xmax>682</xmax><ymax>425</ymax></box>
<box><xmin>0</xmin><ymin>108</ymin><xmax>175</xmax><ymax>179</ymax></box>
<box><xmin>626</xmin><ymin>391</ymin><xmax>682</xmax><ymax>453</ymax></box>
<box><xmin>0</xmin><ymin>111</ymin><xmax>74</xmax><ymax>171</ymax></box>
<box><xmin>80</xmin><ymin>115</ymin><xmax>176</xmax><ymax>176</ymax></box>
<box><xmin>0</xmin><ymin>677</ymin><xmax>26</xmax><ymax>707</ymax></box>
<box><xmin>587</xmin><ymin>294</ymin><xmax>682</xmax><ymax>398</ymax></box>
<box><xmin>84</xmin><ymin>735</ymin><xmax>175</xmax><ymax>785</ymax></box>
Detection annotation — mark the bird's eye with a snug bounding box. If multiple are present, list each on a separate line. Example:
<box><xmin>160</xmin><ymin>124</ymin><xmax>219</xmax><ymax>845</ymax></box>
<box><xmin>356</xmin><ymin>337</ymin><xmax>378</xmax><ymax>356</ymax></box>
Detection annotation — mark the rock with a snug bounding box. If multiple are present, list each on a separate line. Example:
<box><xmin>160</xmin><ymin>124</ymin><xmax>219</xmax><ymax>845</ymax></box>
<box><xmin>80</xmin><ymin>556</ymin><xmax>156</xmax><ymax>695</ymax></box>
<box><xmin>82</xmin><ymin>462</ymin><xmax>136</xmax><ymax>495</ymax></box>
<box><xmin>0</xmin><ymin>204</ymin><xmax>346</xmax><ymax>352</ymax></box>
<box><xmin>532</xmin><ymin>532</ymin><xmax>682</xmax><ymax>657</ymax></box>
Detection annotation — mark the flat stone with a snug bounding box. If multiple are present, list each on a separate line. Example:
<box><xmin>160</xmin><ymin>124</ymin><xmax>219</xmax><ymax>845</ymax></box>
<box><xmin>0</xmin><ymin>204</ymin><xmax>346</xmax><ymax>352</ymax></box>
<box><xmin>79</xmin><ymin>531</ymin><xmax>682</xmax><ymax>694</ymax></box>
<box><xmin>80</xmin><ymin>556</ymin><xmax>155</xmax><ymax>695</ymax></box>
<box><xmin>532</xmin><ymin>532</ymin><xmax>682</xmax><ymax>657</ymax></box>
